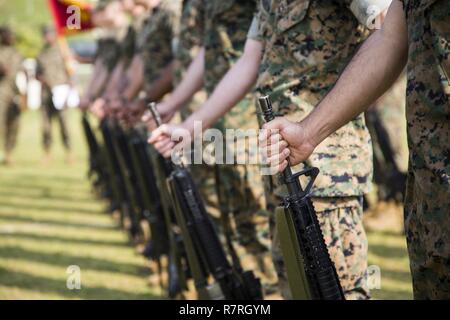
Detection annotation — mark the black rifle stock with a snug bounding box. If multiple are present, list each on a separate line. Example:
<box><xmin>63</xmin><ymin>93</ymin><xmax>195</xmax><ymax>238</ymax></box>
<box><xmin>81</xmin><ymin>112</ymin><xmax>103</xmax><ymax>181</ymax></box>
<box><xmin>258</xmin><ymin>95</ymin><xmax>344</xmax><ymax>300</ymax></box>
<box><xmin>129</xmin><ymin>129</ymin><xmax>170</xmax><ymax>260</ymax></box>
<box><xmin>110</xmin><ymin>121</ymin><xmax>143</xmax><ymax>240</ymax></box>
<box><xmin>100</xmin><ymin>118</ymin><xmax>140</xmax><ymax>238</ymax></box>
<box><xmin>148</xmin><ymin>103</ymin><xmax>262</xmax><ymax>300</ymax></box>
<box><xmin>148</xmin><ymin>146</ymin><xmax>189</xmax><ymax>299</ymax></box>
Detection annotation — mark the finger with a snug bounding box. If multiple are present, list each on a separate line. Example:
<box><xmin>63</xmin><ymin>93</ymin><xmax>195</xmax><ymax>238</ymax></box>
<box><xmin>269</xmin><ymin>133</ymin><xmax>282</xmax><ymax>146</ymax></box>
<box><xmin>258</xmin><ymin>128</ymin><xmax>269</xmax><ymax>144</ymax></box>
<box><xmin>268</xmin><ymin>138</ymin><xmax>287</xmax><ymax>157</ymax></box>
<box><xmin>158</xmin><ymin>141</ymin><xmax>176</xmax><ymax>157</ymax></box>
<box><xmin>141</xmin><ymin>110</ymin><xmax>152</xmax><ymax>122</ymax></box>
<box><xmin>259</xmin><ymin>145</ymin><xmax>269</xmax><ymax>164</ymax></box>
<box><xmin>162</xmin><ymin>149</ymin><xmax>173</xmax><ymax>159</ymax></box>
<box><xmin>278</xmin><ymin>160</ymin><xmax>289</xmax><ymax>172</ymax></box>
<box><xmin>267</xmin><ymin>148</ymin><xmax>290</xmax><ymax>167</ymax></box>
<box><xmin>152</xmin><ymin>136</ymin><xmax>171</xmax><ymax>150</ymax></box>
<box><xmin>154</xmin><ymin>136</ymin><xmax>172</xmax><ymax>149</ymax></box>
<box><xmin>268</xmin><ymin>159</ymin><xmax>288</xmax><ymax>175</ymax></box>
<box><xmin>265</xmin><ymin>135</ymin><xmax>286</xmax><ymax>158</ymax></box>
<box><xmin>148</xmin><ymin>124</ymin><xmax>169</xmax><ymax>144</ymax></box>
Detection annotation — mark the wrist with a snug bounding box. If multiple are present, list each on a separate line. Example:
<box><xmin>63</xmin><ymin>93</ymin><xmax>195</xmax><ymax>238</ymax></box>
<box><xmin>300</xmin><ymin>115</ymin><xmax>327</xmax><ymax>149</ymax></box>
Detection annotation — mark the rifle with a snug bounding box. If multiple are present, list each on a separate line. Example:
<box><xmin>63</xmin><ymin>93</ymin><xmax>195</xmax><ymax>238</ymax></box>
<box><xmin>99</xmin><ymin>118</ymin><xmax>138</xmax><ymax>236</ymax></box>
<box><xmin>258</xmin><ymin>95</ymin><xmax>344</xmax><ymax>300</ymax></box>
<box><xmin>81</xmin><ymin>112</ymin><xmax>106</xmax><ymax>189</ymax></box>
<box><xmin>365</xmin><ymin>109</ymin><xmax>406</xmax><ymax>202</ymax></box>
<box><xmin>149</xmin><ymin>103</ymin><xmax>263</xmax><ymax>300</ymax></box>
<box><xmin>128</xmin><ymin>128</ymin><xmax>170</xmax><ymax>260</ymax></box>
<box><xmin>111</xmin><ymin>122</ymin><xmax>145</xmax><ymax>241</ymax></box>
<box><xmin>147</xmin><ymin>140</ymin><xmax>190</xmax><ymax>299</ymax></box>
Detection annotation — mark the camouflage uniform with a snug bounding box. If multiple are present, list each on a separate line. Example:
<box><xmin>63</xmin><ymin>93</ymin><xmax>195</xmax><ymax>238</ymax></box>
<box><xmin>120</xmin><ymin>24</ymin><xmax>137</xmax><ymax>68</ymax></box>
<box><xmin>175</xmin><ymin>0</ymin><xmax>205</xmax><ymax>118</ymax></box>
<box><xmin>202</xmin><ymin>0</ymin><xmax>275</xmax><ymax>286</ymax></box>
<box><xmin>0</xmin><ymin>44</ymin><xmax>22</xmax><ymax>155</ymax></box>
<box><xmin>139</xmin><ymin>0</ymin><xmax>182</xmax><ymax>90</ymax></box>
<box><xmin>36</xmin><ymin>43</ymin><xmax>71</xmax><ymax>151</ymax></box>
<box><xmin>401</xmin><ymin>0</ymin><xmax>450</xmax><ymax>300</ymax></box>
<box><xmin>173</xmin><ymin>0</ymin><xmax>218</xmax><ymax>217</ymax></box>
<box><xmin>248</xmin><ymin>0</ymin><xmax>393</xmax><ymax>299</ymax></box>
<box><xmin>97</xmin><ymin>34</ymin><xmax>121</xmax><ymax>73</ymax></box>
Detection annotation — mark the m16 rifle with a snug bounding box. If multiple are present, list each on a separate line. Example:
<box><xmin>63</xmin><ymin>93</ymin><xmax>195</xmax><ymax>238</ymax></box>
<box><xmin>81</xmin><ymin>112</ymin><xmax>107</xmax><ymax>190</ymax></box>
<box><xmin>128</xmin><ymin>129</ymin><xmax>170</xmax><ymax>261</ymax></box>
<box><xmin>148</xmin><ymin>103</ymin><xmax>262</xmax><ymax>300</ymax></box>
<box><xmin>258</xmin><ymin>95</ymin><xmax>345</xmax><ymax>300</ymax></box>
<box><xmin>111</xmin><ymin>122</ymin><xmax>145</xmax><ymax>241</ymax></box>
<box><xmin>147</xmin><ymin>137</ymin><xmax>190</xmax><ymax>299</ymax></box>
<box><xmin>99</xmin><ymin>118</ymin><xmax>138</xmax><ymax>235</ymax></box>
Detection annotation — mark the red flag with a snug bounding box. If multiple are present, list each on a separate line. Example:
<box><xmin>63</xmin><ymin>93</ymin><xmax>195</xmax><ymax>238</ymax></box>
<box><xmin>47</xmin><ymin>0</ymin><xmax>94</xmax><ymax>36</ymax></box>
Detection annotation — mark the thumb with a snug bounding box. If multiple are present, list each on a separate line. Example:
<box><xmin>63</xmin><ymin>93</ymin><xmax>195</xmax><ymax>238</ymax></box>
<box><xmin>141</xmin><ymin>110</ymin><xmax>152</xmax><ymax>123</ymax></box>
<box><xmin>262</xmin><ymin>117</ymin><xmax>290</xmax><ymax>132</ymax></box>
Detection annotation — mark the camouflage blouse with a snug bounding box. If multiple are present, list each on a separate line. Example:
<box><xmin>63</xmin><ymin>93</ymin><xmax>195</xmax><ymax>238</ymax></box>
<box><xmin>247</xmin><ymin>0</ymin><xmax>391</xmax><ymax>197</ymax></box>
<box><xmin>139</xmin><ymin>0</ymin><xmax>182</xmax><ymax>86</ymax></box>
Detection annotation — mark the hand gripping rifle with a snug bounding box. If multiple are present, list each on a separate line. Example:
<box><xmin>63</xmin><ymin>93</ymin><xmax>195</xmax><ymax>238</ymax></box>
<box><xmin>258</xmin><ymin>95</ymin><xmax>345</xmax><ymax>300</ymax></box>
<box><xmin>148</xmin><ymin>103</ymin><xmax>262</xmax><ymax>300</ymax></box>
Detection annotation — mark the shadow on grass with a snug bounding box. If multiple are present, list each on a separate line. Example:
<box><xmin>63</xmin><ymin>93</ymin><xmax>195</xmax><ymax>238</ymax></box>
<box><xmin>0</xmin><ymin>201</ymin><xmax>104</xmax><ymax>216</ymax></box>
<box><xmin>0</xmin><ymin>180</ymin><xmax>88</xmax><ymax>195</ymax></box>
<box><xmin>0</xmin><ymin>266</ymin><xmax>158</xmax><ymax>300</ymax></box>
<box><xmin>2</xmin><ymin>172</ymin><xmax>85</xmax><ymax>183</ymax></box>
<box><xmin>0</xmin><ymin>246</ymin><xmax>149</xmax><ymax>277</ymax></box>
<box><xmin>0</xmin><ymin>212</ymin><xmax>118</xmax><ymax>230</ymax></box>
<box><xmin>0</xmin><ymin>189</ymin><xmax>95</xmax><ymax>203</ymax></box>
<box><xmin>368</xmin><ymin>243</ymin><xmax>413</xmax><ymax>300</ymax></box>
<box><xmin>369</xmin><ymin>243</ymin><xmax>410</xmax><ymax>260</ymax></box>
<box><xmin>372</xmin><ymin>288</ymin><xmax>412</xmax><ymax>300</ymax></box>
<box><xmin>378</xmin><ymin>267</ymin><xmax>412</xmax><ymax>284</ymax></box>
<box><xmin>1</xmin><ymin>231</ymin><xmax>128</xmax><ymax>248</ymax></box>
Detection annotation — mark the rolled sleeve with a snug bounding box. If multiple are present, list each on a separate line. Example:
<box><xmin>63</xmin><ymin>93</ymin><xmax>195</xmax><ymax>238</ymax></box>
<box><xmin>348</xmin><ymin>0</ymin><xmax>392</xmax><ymax>29</ymax></box>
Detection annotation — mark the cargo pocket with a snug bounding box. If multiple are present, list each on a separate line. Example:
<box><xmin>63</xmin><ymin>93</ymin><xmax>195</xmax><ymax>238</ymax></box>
<box><xmin>275</xmin><ymin>0</ymin><xmax>310</xmax><ymax>33</ymax></box>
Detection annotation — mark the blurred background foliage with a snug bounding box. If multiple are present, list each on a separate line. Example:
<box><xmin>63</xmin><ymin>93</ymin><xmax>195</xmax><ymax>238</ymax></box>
<box><xmin>0</xmin><ymin>0</ymin><xmax>51</xmax><ymax>57</ymax></box>
<box><xmin>0</xmin><ymin>0</ymin><xmax>95</xmax><ymax>57</ymax></box>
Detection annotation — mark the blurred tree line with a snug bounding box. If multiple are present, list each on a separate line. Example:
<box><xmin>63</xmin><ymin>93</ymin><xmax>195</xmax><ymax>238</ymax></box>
<box><xmin>0</xmin><ymin>0</ymin><xmax>52</xmax><ymax>57</ymax></box>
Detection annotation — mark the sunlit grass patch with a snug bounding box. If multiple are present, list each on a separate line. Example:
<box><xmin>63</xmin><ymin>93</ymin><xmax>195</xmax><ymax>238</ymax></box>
<box><xmin>0</xmin><ymin>110</ymin><xmax>159</xmax><ymax>300</ymax></box>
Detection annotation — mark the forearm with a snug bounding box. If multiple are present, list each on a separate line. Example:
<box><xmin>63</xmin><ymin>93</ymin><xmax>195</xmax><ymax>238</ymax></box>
<box><xmin>122</xmin><ymin>56</ymin><xmax>144</xmax><ymax>100</ymax></box>
<box><xmin>165</xmin><ymin>47</ymin><xmax>205</xmax><ymax>112</ymax></box>
<box><xmin>303</xmin><ymin>1</ymin><xmax>408</xmax><ymax>147</ymax></box>
<box><xmin>145</xmin><ymin>62</ymin><xmax>175</xmax><ymax>102</ymax></box>
<box><xmin>103</xmin><ymin>60</ymin><xmax>125</xmax><ymax>98</ymax></box>
<box><xmin>90</xmin><ymin>66</ymin><xmax>111</xmax><ymax>99</ymax></box>
<box><xmin>183</xmin><ymin>39</ymin><xmax>263</xmax><ymax>133</ymax></box>
<box><xmin>87</xmin><ymin>60</ymin><xmax>103</xmax><ymax>89</ymax></box>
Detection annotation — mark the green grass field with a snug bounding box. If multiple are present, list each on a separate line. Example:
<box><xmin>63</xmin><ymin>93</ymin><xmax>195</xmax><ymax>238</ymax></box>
<box><xmin>0</xmin><ymin>109</ymin><xmax>413</xmax><ymax>300</ymax></box>
<box><xmin>0</xmin><ymin>109</ymin><xmax>161</xmax><ymax>299</ymax></box>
